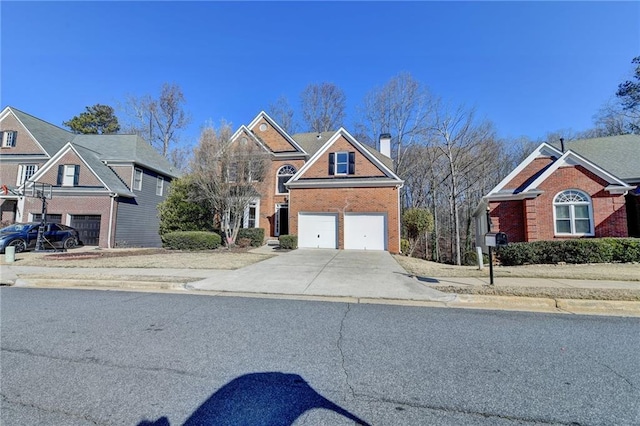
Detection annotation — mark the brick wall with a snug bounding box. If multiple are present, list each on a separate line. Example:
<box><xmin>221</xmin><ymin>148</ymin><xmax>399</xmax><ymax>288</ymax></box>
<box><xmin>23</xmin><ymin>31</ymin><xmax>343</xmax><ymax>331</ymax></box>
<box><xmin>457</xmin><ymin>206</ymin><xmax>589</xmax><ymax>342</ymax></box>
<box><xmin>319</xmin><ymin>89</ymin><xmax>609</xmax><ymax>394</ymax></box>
<box><xmin>258</xmin><ymin>158</ymin><xmax>306</xmax><ymax>237</ymax></box>
<box><xmin>289</xmin><ymin>186</ymin><xmax>400</xmax><ymax>253</ymax></box>
<box><xmin>488</xmin><ymin>200</ymin><xmax>525</xmax><ymax>242</ymax></box>
<box><xmin>503</xmin><ymin>157</ymin><xmax>555</xmax><ymax>190</ymax></box>
<box><xmin>22</xmin><ymin>194</ymin><xmax>114</xmax><ymax>247</ymax></box>
<box><xmin>38</xmin><ymin>150</ymin><xmax>103</xmax><ymax>187</ymax></box>
<box><xmin>302</xmin><ymin>136</ymin><xmax>386</xmax><ymax>179</ymax></box>
<box><xmin>490</xmin><ymin>164</ymin><xmax>628</xmax><ymax>241</ymax></box>
<box><xmin>250</xmin><ymin>118</ymin><xmax>298</xmax><ymax>152</ymax></box>
<box><xmin>109</xmin><ymin>165</ymin><xmax>133</xmax><ymax>189</ymax></box>
<box><xmin>0</xmin><ymin>113</ymin><xmax>47</xmax><ymax>155</ymax></box>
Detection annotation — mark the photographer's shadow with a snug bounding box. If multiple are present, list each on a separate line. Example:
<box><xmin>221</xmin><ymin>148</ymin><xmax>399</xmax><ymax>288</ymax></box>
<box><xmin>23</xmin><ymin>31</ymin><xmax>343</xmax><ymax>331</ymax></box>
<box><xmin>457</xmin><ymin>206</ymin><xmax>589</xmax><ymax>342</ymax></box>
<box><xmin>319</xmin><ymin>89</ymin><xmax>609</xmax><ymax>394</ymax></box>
<box><xmin>138</xmin><ymin>372</ymin><xmax>370</xmax><ymax>426</ymax></box>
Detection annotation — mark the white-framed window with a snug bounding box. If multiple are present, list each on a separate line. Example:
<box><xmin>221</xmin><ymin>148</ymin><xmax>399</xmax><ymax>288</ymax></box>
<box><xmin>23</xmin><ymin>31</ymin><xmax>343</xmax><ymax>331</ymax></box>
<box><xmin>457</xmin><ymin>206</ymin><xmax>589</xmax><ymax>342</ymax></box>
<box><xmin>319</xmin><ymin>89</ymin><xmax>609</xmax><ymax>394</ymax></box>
<box><xmin>63</xmin><ymin>165</ymin><xmax>75</xmax><ymax>186</ymax></box>
<box><xmin>57</xmin><ymin>164</ymin><xmax>79</xmax><ymax>187</ymax></box>
<box><xmin>553</xmin><ymin>190</ymin><xmax>594</xmax><ymax>236</ymax></box>
<box><xmin>16</xmin><ymin>164</ymin><xmax>38</xmax><ymax>186</ymax></box>
<box><xmin>1</xmin><ymin>131</ymin><xmax>17</xmax><ymax>148</ymax></box>
<box><xmin>156</xmin><ymin>176</ymin><xmax>164</xmax><ymax>196</ymax></box>
<box><xmin>133</xmin><ymin>168</ymin><xmax>143</xmax><ymax>190</ymax></box>
<box><xmin>243</xmin><ymin>200</ymin><xmax>260</xmax><ymax>228</ymax></box>
<box><xmin>328</xmin><ymin>151</ymin><xmax>355</xmax><ymax>176</ymax></box>
<box><xmin>276</xmin><ymin>165</ymin><xmax>296</xmax><ymax>194</ymax></box>
<box><xmin>335</xmin><ymin>152</ymin><xmax>349</xmax><ymax>175</ymax></box>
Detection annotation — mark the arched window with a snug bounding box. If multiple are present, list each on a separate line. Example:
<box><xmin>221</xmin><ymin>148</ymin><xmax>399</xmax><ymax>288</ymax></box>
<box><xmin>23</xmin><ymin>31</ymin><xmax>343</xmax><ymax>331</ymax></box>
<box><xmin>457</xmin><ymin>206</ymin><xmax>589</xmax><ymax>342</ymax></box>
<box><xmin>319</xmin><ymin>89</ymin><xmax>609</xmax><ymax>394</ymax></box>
<box><xmin>553</xmin><ymin>190</ymin><xmax>594</xmax><ymax>236</ymax></box>
<box><xmin>276</xmin><ymin>165</ymin><xmax>296</xmax><ymax>194</ymax></box>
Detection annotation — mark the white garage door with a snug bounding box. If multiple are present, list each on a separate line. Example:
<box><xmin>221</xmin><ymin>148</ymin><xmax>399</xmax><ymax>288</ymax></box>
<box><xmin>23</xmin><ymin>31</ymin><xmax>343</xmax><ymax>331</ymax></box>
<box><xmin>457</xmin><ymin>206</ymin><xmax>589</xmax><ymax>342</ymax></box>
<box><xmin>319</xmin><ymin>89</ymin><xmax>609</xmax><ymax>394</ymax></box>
<box><xmin>344</xmin><ymin>214</ymin><xmax>386</xmax><ymax>250</ymax></box>
<box><xmin>298</xmin><ymin>213</ymin><xmax>337</xmax><ymax>249</ymax></box>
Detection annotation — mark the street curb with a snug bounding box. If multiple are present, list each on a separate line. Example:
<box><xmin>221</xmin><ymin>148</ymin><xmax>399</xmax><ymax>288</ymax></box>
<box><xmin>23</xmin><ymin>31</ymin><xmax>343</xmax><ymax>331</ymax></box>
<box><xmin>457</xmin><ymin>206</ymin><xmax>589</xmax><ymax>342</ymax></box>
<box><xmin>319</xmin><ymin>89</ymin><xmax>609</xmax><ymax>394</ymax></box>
<box><xmin>556</xmin><ymin>298</ymin><xmax>640</xmax><ymax>316</ymax></box>
<box><xmin>13</xmin><ymin>278</ymin><xmax>187</xmax><ymax>291</ymax></box>
<box><xmin>8</xmin><ymin>279</ymin><xmax>640</xmax><ymax>317</ymax></box>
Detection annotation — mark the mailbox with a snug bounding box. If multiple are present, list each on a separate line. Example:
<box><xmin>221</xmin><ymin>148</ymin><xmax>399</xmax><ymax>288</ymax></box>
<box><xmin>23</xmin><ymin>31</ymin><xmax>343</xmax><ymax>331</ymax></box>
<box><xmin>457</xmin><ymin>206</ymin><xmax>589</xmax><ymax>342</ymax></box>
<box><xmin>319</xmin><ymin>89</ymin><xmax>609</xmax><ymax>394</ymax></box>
<box><xmin>485</xmin><ymin>232</ymin><xmax>508</xmax><ymax>247</ymax></box>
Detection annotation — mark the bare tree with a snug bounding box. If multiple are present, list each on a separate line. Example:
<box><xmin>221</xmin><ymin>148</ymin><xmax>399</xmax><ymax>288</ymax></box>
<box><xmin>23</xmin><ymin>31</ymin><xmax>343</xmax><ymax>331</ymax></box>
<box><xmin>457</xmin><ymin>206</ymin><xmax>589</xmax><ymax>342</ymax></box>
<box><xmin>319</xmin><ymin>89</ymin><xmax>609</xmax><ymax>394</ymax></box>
<box><xmin>300</xmin><ymin>82</ymin><xmax>346</xmax><ymax>132</ymax></box>
<box><xmin>268</xmin><ymin>95</ymin><xmax>297</xmax><ymax>134</ymax></box>
<box><xmin>431</xmin><ymin>102</ymin><xmax>497</xmax><ymax>265</ymax></box>
<box><xmin>122</xmin><ymin>83</ymin><xmax>191</xmax><ymax>158</ymax></box>
<box><xmin>190</xmin><ymin>121</ymin><xmax>269</xmax><ymax>246</ymax></box>
<box><xmin>356</xmin><ymin>72</ymin><xmax>435</xmax><ymax>176</ymax></box>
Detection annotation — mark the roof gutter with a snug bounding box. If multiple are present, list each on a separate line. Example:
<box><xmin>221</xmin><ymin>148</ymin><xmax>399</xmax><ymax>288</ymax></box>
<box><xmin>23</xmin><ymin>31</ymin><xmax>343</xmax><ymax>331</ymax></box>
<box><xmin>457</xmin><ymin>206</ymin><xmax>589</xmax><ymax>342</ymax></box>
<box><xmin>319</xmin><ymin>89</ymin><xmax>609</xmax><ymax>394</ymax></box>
<box><xmin>473</xmin><ymin>190</ymin><xmax>544</xmax><ymax>217</ymax></box>
<box><xmin>287</xmin><ymin>179</ymin><xmax>403</xmax><ymax>189</ymax></box>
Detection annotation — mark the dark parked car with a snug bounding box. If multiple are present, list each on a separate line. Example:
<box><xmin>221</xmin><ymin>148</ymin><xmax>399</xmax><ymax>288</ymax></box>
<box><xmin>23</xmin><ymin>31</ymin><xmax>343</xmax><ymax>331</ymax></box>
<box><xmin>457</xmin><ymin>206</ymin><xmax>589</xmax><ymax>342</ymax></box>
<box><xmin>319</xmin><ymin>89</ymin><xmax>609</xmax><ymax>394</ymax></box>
<box><xmin>0</xmin><ymin>222</ymin><xmax>81</xmax><ymax>253</ymax></box>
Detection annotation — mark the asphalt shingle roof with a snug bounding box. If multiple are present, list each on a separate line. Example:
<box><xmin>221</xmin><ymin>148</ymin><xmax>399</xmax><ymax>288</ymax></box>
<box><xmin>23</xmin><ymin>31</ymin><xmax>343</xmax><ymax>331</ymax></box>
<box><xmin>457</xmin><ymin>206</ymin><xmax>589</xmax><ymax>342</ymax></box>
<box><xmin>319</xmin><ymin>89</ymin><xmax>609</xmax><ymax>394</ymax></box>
<box><xmin>6</xmin><ymin>107</ymin><xmax>180</xmax><ymax>197</ymax></box>
<box><xmin>72</xmin><ymin>134</ymin><xmax>179</xmax><ymax>178</ymax></box>
<box><xmin>71</xmin><ymin>144</ymin><xmax>134</xmax><ymax>196</ymax></box>
<box><xmin>11</xmin><ymin>107</ymin><xmax>74</xmax><ymax>155</ymax></box>
<box><xmin>552</xmin><ymin>134</ymin><xmax>640</xmax><ymax>182</ymax></box>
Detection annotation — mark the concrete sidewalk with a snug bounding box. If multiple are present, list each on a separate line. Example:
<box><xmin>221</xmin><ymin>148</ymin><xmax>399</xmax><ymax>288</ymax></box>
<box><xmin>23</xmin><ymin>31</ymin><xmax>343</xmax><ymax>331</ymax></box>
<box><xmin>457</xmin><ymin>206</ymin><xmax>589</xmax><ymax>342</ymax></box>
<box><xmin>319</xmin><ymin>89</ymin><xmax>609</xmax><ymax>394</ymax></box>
<box><xmin>1</xmin><ymin>248</ymin><xmax>639</xmax><ymax>317</ymax></box>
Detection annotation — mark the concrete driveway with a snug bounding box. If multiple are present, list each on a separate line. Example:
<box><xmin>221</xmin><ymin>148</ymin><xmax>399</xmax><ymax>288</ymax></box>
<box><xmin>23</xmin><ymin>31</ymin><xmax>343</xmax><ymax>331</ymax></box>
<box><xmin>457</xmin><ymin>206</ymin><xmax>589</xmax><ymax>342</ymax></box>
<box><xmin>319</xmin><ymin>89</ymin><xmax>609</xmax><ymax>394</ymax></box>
<box><xmin>188</xmin><ymin>249</ymin><xmax>455</xmax><ymax>302</ymax></box>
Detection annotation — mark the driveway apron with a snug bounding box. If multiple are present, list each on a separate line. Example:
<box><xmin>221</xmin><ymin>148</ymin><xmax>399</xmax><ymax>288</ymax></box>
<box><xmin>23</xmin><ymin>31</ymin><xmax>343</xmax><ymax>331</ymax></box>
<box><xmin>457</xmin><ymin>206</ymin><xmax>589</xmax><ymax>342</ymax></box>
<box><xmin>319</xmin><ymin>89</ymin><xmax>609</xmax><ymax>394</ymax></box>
<box><xmin>190</xmin><ymin>249</ymin><xmax>454</xmax><ymax>302</ymax></box>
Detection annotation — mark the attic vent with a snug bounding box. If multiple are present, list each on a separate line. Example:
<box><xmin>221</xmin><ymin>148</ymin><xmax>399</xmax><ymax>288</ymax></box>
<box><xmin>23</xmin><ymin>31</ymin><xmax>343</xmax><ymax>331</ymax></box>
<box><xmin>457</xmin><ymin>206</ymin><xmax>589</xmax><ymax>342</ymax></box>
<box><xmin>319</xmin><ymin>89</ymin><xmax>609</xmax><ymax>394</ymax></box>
<box><xmin>316</xmin><ymin>134</ymin><xmax>322</xmax><ymax>139</ymax></box>
<box><xmin>259</xmin><ymin>123</ymin><xmax>268</xmax><ymax>131</ymax></box>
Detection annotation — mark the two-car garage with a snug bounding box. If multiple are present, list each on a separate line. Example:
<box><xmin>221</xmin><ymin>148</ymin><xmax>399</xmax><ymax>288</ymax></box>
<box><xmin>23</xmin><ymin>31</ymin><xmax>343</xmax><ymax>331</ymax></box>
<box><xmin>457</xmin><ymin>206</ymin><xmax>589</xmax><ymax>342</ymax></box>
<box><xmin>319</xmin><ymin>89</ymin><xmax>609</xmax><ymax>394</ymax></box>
<box><xmin>297</xmin><ymin>212</ymin><xmax>386</xmax><ymax>251</ymax></box>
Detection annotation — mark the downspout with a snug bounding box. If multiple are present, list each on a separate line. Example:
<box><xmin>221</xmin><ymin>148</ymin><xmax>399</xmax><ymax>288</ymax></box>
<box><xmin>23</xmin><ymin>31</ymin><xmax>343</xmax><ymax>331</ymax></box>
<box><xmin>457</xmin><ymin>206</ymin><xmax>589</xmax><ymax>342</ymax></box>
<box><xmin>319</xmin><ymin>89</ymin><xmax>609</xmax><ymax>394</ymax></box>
<box><xmin>397</xmin><ymin>182</ymin><xmax>404</xmax><ymax>254</ymax></box>
<box><xmin>108</xmin><ymin>193</ymin><xmax>118</xmax><ymax>249</ymax></box>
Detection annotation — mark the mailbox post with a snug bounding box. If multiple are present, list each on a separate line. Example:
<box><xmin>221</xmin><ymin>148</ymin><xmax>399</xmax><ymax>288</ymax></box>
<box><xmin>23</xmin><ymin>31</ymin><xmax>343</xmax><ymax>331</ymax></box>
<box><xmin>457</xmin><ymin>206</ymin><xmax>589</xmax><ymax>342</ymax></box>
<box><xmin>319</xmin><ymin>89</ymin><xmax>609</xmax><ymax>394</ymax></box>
<box><xmin>484</xmin><ymin>207</ymin><xmax>508</xmax><ymax>285</ymax></box>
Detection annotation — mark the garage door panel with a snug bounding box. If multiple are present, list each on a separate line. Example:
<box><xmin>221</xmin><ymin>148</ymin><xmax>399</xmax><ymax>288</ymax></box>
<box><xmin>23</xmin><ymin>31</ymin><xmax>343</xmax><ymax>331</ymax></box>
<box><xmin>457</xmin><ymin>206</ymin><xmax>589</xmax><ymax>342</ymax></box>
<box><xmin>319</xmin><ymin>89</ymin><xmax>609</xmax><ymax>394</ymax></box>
<box><xmin>298</xmin><ymin>214</ymin><xmax>337</xmax><ymax>249</ymax></box>
<box><xmin>70</xmin><ymin>215</ymin><xmax>101</xmax><ymax>246</ymax></box>
<box><xmin>344</xmin><ymin>214</ymin><xmax>386</xmax><ymax>251</ymax></box>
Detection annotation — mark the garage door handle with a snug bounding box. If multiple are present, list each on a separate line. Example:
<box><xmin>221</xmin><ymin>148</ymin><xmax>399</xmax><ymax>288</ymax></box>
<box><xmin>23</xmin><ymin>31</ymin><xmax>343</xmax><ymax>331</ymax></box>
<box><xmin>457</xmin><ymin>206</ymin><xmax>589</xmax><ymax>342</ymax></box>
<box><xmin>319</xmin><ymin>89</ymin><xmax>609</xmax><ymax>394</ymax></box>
<box><xmin>317</xmin><ymin>235</ymin><xmax>320</xmax><ymax>238</ymax></box>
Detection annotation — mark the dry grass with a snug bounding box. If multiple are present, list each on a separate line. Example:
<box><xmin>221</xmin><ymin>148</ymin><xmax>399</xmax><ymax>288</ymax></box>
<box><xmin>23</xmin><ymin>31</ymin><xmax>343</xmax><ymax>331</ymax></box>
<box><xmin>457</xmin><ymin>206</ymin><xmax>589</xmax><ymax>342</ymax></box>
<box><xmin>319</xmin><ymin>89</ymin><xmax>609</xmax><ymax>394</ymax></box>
<box><xmin>431</xmin><ymin>285</ymin><xmax>640</xmax><ymax>301</ymax></box>
<box><xmin>2</xmin><ymin>248</ymin><xmax>273</xmax><ymax>270</ymax></box>
<box><xmin>394</xmin><ymin>255</ymin><xmax>640</xmax><ymax>281</ymax></box>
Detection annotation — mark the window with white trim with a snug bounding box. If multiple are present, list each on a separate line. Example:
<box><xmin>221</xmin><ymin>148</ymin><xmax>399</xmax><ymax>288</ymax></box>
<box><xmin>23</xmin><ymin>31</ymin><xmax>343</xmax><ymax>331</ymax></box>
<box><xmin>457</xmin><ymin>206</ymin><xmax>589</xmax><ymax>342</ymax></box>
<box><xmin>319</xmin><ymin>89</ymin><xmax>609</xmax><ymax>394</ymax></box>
<box><xmin>156</xmin><ymin>176</ymin><xmax>164</xmax><ymax>196</ymax></box>
<box><xmin>1</xmin><ymin>131</ymin><xmax>17</xmax><ymax>148</ymax></box>
<box><xmin>57</xmin><ymin>165</ymin><xmax>79</xmax><ymax>187</ymax></box>
<box><xmin>243</xmin><ymin>200</ymin><xmax>259</xmax><ymax>228</ymax></box>
<box><xmin>335</xmin><ymin>152</ymin><xmax>349</xmax><ymax>175</ymax></box>
<box><xmin>328</xmin><ymin>151</ymin><xmax>355</xmax><ymax>176</ymax></box>
<box><xmin>554</xmin><ymin>190</ymin><xmax>594</xmax><ymax>236</ymax></box>
<box><xmin>134</xmin><ymin>168</ymin><xmax>143</xmax><ymax>190</ymax></box>
<box><xmin>276</xmin><ymin>165</ymin><xmax>296</xmax><ymax>194</ymax></box>
<box><xmin>16</xmin><ymin>164</ymin><xmax>38</xmax><ymax>186</ymax></box>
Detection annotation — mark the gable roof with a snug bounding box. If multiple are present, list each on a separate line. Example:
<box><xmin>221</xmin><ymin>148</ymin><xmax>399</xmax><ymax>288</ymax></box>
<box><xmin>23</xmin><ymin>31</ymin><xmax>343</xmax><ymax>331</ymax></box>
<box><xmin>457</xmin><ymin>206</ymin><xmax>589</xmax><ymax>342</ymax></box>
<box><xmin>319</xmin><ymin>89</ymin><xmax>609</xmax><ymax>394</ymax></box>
<box><xmin>288</xmin><ymin>127</ymin><xmax>402</xmax><ymax>187</ymax></box>
<box><xmin>2</xmin><ymin>106</ymin><xmax>179</xmax><ymax>179</ymax></box>
<box><xmin>229</xmin><ymin>125</ymin><xmax>274</xmax><ymax>154</ymax></box>
<box><xmin>247</xmin><ymin>111</ymin><xmax>306</xmax><ymax>154</ymax></box>
<box><xmin>527</xmin><ymin>149</ymin><xmax>635</xmax><ymax>195</ymax></box>
<box><xmin>484</xmin><ymin>138</ymin><xmax>637</xmax><ymax>206</ymax></box>
<box><xmin>3</xmin><ymin>106</ymin><xmax>74</xmax><ymax>156</ymax></box>
<box><xmin>292</xmin><ymin>131</ymin><xmax>395</xmax><ymax>170</ymax></box>
<box><xmin>25</xmin><ymin>142</ymin><xmax>135</xmax><ymax>197</ymax></box>
<box><xmin>552</xmin><ymin>134</ymin><xmax>640</xmax><ymax>182</ymax></box>
<box><xmin>487</xmin><ymin>143</ymin><xmax>562</xmax><ymax>197</ymax></box>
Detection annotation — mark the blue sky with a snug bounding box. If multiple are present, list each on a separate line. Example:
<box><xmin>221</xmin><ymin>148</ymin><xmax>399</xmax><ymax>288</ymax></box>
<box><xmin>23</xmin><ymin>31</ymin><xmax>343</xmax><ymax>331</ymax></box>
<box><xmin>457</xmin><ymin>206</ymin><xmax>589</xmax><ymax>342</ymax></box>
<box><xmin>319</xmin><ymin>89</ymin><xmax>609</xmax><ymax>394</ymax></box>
<box><xmin>2</xmin><ymin>1</ymin><xmax>638</xmax><ymax>149</ymax></box>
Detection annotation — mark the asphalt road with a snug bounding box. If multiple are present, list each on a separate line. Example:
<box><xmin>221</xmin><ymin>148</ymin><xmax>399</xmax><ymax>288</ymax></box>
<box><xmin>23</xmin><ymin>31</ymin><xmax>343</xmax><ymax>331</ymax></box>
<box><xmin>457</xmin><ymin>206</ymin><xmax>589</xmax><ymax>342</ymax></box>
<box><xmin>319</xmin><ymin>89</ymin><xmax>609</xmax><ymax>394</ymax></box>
<box><xmin>1</xmin><ymin>288</ymin><xmax>639</xmax><ymax>426</ymax></box>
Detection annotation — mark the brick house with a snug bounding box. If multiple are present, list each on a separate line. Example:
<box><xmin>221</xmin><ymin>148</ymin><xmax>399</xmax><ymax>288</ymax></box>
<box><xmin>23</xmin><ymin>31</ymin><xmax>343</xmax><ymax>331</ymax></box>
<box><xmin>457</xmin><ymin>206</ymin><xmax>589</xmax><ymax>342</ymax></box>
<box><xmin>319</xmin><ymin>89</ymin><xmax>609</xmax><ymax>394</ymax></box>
<box><xmin>229</xmin><ymin>112</ymin><xmax>404</xmax><ymax>253</ymax></box>
<box><xmin>474</xmin><ymin>134</ymin><xmax>640</xmax><ymax>249</ymax></box>
<box><xmin>0</xmin><ymin>106</ymin><xmax>179</xmax><ymax>248</ymax></box>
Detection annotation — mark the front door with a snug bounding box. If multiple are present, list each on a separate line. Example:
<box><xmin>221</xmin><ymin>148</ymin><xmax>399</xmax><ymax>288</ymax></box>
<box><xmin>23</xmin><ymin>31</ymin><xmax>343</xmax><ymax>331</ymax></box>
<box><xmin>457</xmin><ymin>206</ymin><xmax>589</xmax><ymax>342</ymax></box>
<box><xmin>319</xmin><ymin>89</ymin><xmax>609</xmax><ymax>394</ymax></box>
<box><xmin>275</xmin><ymin>204</ymin><xmax>289</xmax><ymax>236</ymax></box>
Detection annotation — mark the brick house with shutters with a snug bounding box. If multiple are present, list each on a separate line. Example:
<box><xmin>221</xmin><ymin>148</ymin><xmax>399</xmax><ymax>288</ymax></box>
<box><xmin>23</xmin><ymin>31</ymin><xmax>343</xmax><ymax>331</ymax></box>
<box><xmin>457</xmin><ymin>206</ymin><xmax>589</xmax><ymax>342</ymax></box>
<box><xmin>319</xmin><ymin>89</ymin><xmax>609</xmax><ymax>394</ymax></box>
<box><xmin>474</xmin><ymin>134</ymin><xmax>640</xmax><ymax>249</ymax></box>
<box><xmin>0</xmin><ymin>106</ymin><xmax>179</xmax><ymax>248</ymax></box>
<box><xmin>229</xmin><ymin>111</ymin><xmax>404</xmax><ymax>253</ymax></box>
